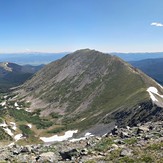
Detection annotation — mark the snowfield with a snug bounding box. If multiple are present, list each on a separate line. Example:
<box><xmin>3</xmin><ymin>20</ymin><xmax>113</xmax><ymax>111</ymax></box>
<box><xmin>40</xmin><ymin>130</ymin><xmax>78</xmax><ymax>143</ymax></box>
<box><xmin>147</xmin><ymin>87</ymin><xmax>163</xmax><ymax>107</ymax></box>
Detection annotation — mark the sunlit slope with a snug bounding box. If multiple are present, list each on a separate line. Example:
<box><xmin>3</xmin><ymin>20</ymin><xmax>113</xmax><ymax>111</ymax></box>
<box><xmin>16</xmin><ymin>49</ymin><xmax>163</xmax><ymax>133</ymax></box>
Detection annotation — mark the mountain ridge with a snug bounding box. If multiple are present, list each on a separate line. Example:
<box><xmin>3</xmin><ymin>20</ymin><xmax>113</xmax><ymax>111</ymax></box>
<box><xmin>13</xmin><ymin>49</ymin><xmax>163</xmax><ymax>136</ymax></box>
<box><xmin>130</xmin><ymin>58</ymin><xmax>163</xmax><ymax>85</ymax></box>
<box><xmin>0</xmin><ymin>62</ymin><xmax>44</xmax><ymax>92</ymax></box>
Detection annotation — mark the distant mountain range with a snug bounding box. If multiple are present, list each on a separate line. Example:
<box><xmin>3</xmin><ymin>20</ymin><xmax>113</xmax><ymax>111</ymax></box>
<box><xmin>0</xmin><ymin>62</ymin><xmax>44</xmax><ymax>92</ymax></box>
<box><xmin>112</xmin><ymin>52</ymin><xmax>163</xmax><ymax>61</ymax></box>
<box><xmin>0</xmin><ymin>52</ymin><xmax>163</xmax><ymax>65</ymax></box>
<box><xmin>0</xmin><ymin>52</ymin><xmax>68</xmax><ymax>65</ymax></box>
<box><xmin>130</xmin><ymin>58</ymin><xmax>163</xmax><ymax>85</ymax></box>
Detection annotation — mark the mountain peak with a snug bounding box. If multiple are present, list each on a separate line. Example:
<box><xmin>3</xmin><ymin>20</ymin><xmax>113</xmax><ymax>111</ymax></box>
<box><xmin>15</xmin><ymin>49</ymin><xmax>163</xmax><ymax>135</ymax></box>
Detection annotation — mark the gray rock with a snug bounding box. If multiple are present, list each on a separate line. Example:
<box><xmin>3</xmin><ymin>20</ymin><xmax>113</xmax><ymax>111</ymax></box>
<box><xmin>80</xmin><ymin>148</ymin><xmax>89</xmax><ymax>155</ymax></box>
<box><xmin>60</xmin><ymin>149</ymin><xmax>79</xmax><ymax>160</ymax></box>
<box><xmin>113</xmin><ymin>139</ymin><xmax>125</xmax><ymax>144</ymax></box>
<box><xmin>39</xmin><ymin>152</ymin><xmax>56</xmax><ymax>162</ymax></box>
<box><xmin>0</xmin><ymin>151</ymin><xmax>11</xmax><ymax>161</ymax></box>
<box><xmin>21</xmin><ymin>146</ymin><xmax>30</xmax><ymax>153</ymax></box>
<box><xmin>120</xmin><ymin>131</ymin><xmax>130</xmax><ymax>138</ymax></box>
<box><xmin>111</xmin><ymin>127</ymin><xmax>118</xmax><ymax>135</ymax></box>
<box><xmin>137</xmin><ymin>126</ymin><xmax>149</xmax><ymax>134</ymax></box>
<box><xmin>120</xmin><ymin>148</ymin><xmax>133</xmax><ymax>157</ymax></box>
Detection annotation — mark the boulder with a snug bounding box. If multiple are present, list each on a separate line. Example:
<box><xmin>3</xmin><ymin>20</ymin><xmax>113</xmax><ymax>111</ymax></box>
<box><xmin>39</xmin><ymin>152</ymin><xmax>56</xmax><ymax>162</ymax></box>
<box><xmin>120</xmin><ymin>148</ymin><xmax>133</xmax><ymax>157</ymax></box>
<box><xmin>59</xmin><ymin>149</ymin><xmax>79</xmax><ymax>160</ymax></box>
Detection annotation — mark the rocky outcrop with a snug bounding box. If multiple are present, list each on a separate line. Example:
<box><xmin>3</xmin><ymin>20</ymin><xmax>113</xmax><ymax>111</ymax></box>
<box><xmin>0</xmin><ymin>120</ymin><xmax>163</xmax><ymax>162</ymax></box>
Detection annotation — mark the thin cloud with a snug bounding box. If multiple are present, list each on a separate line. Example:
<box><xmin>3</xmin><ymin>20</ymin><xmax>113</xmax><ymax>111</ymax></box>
<box><xmin>151</xmin><ymin>22</ymin><xmax>163</xmax><ymax>27</ymax></box>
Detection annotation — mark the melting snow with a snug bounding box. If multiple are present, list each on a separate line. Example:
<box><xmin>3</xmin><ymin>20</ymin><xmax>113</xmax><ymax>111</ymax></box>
<box><xmin>3</xmin><ymin>128</ymin><xmax>14</xmax><ymax>136</ymax></box>
<box><xmin>80</xmin><ymin>118</ymin><xmax>86</xmax><ymax>121</ymax></box>
<box><xmin>14</xmin><ymin>134</ymin><xmax>23</xmax><ymax>141</ymax></box>
<box><xmin>1</xmin><ymin>101</ymin><xmax>6</xmax><ymax>106</ymax></box>
<box><xmin>27</xmin><ymin>124</ymin><xmax>32</xmax><ymax>128</ymax></box>
<box><xmin>85</xmin><ymin>132</ymin><xmax>93</xmax><ymax>136</ymax></box>
<box><xmin>10</xmin><ymin>122</ymin><xmax>17</xmax><ymax>130</ymax></box>
<box><xmin>16</xmin><ymin>107</ymin><xmax>21</xmax><ymax>110</ymax></box>
<box><xmin>0</xmin><ymin>121</ymin><xmax>23</xmax><ymax>143</ymax></box>
<box><xmin>14</xmin><ymin>102</ymin><xmax>19</xmax><ymax>107</ymax></box>
<box><xmin>25</xmin><ymin>108</ymin><xmax>32</xmax><ymax>112</ymax></box>
<box><xmin>4</xmin><ymin>96</ymin><xmax>7</xmax><ymax>99</ymax></box>
<box><xmin>147</xmin><ymin>88</ymin><xmax>158</xmax><ymax>102</ymax></box>
<box><xmin>0</xmin><ymin>122</ymin><xmax>14</xmax><ymax>136</ymax></box>
<box><xmin>147</xmin><ymin>87</ymin><xmax>163</xmax><ymax>106</ymax></box>
<box><xmin>0</xmin><ymin>122</ymin><xmax>8</xmax><ymax>127</ymax></box>
<box><xmin>40</xmin><ymin>130</ymin><xmax>78</xmax><ymax>143</ymax></box>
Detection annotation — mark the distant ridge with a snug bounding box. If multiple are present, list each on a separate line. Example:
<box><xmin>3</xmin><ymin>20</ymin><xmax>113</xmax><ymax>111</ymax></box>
<box><xmin>0</xmin><ymin>52</ymin><xmax>68</xmax><ymax>65</ymax></box>
<box><xmin>130</xmin><ymin>58</ymin><xmax>163</xmax><ymax>85</ymax></box>
<box><xmin>0</xmin><ymin>62</ymin><xmax>44</xmax><ymax>92</ymax></box>
<box><xmin>112</xmin><ymin>52</ymin><xmax>163</xmax><ymax>61</ymax></box>
<box><xmin>0</xmin><ymin>51</ymin><xmax>163</xmax><ymax>65</ymax></box>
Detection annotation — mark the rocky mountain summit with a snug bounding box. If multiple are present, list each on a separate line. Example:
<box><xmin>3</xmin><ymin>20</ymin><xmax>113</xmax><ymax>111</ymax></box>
<box><xmin>0</xmin><ymin>120</ymin><xmax>162</xmax><ymax>162</ymax></box>
<box><xmin>15</xmin><ymin>49</ymin><xmax>163</xmax><ymax>136</ymax></box>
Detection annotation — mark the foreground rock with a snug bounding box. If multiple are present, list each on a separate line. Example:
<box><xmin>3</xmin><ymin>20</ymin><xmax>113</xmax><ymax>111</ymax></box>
<box><xmin>0</xmin><ymin>121</ymin><xmax>163</xmax><ymax>162</ymax></box>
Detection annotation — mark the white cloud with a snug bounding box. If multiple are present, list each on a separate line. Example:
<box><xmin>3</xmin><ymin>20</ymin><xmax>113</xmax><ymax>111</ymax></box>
<box><xmin>151</xmin><ymin>22</ymin><xmax>163</xmax><ymax>27</ymax></box>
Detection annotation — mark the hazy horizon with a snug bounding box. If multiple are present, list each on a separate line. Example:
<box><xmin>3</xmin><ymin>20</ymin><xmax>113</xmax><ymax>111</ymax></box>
<box><xmin>1</xmin><ymin>50</ymin><xmax>163</xmax><ymax>55</ymax></box>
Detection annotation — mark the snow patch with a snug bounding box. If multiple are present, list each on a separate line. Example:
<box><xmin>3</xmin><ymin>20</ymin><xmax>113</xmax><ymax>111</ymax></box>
<box><xmin>1</xmin><ymin>101</ymin><xmax>6</xmax><ymax>106</ymax></box>
<box><xmin>147</xmin><ymin>87</ymin><xmax>163</xmax><ymax>107</ymax></box>
<box><xmin>80</xmin><ymin>118</ymin><xmax>86</xmax><ymax>121</ymax></box>
<box><xmin>10</xmin><ymin>122</ymin><xmax>17</xmax><ymax>130</ymax></box>
<box><xmin>25</xmin><ymin>108</ymin><xmax>32</xmax><ymax>112</ymax></box>
<box><xmin>0</xmin><ymin>122</ymin><xmax>8</xmax><ymax>127</ymax></box>
<box><xmin>14</xmin><ymin>134</ymin><xmax>23</xmax><ymax>142</ymax></box>
<box><xmin>0</xmin><ymin>122</ymin><xmax>14</xmax><ymax>136</ymax></box>
<box><xmin>0</xmin><ymin>121</ymin><xmax>23</xmax><ymax>142</ymax></box>
<box><xmin>40</xmin><ymin>130</ymin><xmax>78</xmax><ymax>143</ymax></box>
<box><xmin>27</xmin><ymin>124</ymin><xmax>32</xmax><ymax>128</ymax></box>
<box><xmin>14</xmin><ymin>102</ymin><xmax>19</xmax><ymax>107</ymax></box>
<box><xmin>16</xmin><ymin>107</ymin><xmax>21</xmax><ymax>110</ymax></box>
<box><xmin>4</xmin><ymin>96</ymin><xmax>7</xmax><ymax>99</ymax></box>
<box><xmin>3</xmin><ymin>128</ymin><xmax>14</xmax><ymax>136</ymax></box>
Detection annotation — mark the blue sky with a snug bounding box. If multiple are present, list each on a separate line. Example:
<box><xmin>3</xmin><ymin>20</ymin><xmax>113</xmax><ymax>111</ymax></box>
<box><xmin>0</xmin><ymin>0</ymin><xmax>163</xmax><ymax>53</ymax></box>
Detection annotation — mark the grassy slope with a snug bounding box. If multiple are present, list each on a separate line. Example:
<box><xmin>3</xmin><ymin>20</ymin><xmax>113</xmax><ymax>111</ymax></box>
<box><xmin>61</xmin><ymin>63</ymin><xmax>149</xmax><ymax>131</ymax></box>
<box><xmin>16</xmin><ymin>49</ymin><xmax>158</xmax><ymax>134</ymax></box>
